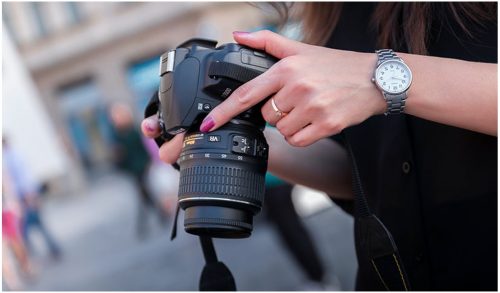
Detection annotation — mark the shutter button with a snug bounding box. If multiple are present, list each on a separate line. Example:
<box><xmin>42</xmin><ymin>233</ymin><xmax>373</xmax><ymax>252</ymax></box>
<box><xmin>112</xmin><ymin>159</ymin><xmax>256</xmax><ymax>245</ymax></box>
<box><xmin>402</xmin><ymin>161</ymin><xmax>411</xmax><ymax>174</ymax></box>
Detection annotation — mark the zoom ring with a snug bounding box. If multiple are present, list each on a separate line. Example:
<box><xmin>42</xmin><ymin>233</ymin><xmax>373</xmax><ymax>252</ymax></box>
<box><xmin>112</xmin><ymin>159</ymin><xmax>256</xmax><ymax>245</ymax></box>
<box><xmin>179</xmin><ymin>165</ymin><xmax>265</xmax><ymax>203</ymax></box>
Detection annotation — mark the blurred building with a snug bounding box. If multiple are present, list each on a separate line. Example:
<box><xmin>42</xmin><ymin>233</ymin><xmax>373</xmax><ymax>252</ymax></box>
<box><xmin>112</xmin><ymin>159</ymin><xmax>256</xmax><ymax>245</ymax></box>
<box><xmin>3</xmin><ymin>2</ymin><xmax>277</xmax><ymax>193</ymax></box>
<box><xmin>3</xmin><ymin>25</ymin><xmax>74</xmax><ymax>192</ymax></box>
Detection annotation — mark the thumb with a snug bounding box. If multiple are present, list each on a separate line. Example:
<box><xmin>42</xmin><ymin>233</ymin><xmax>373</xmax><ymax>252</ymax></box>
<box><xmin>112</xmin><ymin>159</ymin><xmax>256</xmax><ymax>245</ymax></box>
<box><xmin>232</xmin><ymin>30</ymin><xmax>304</xmax><ymax>59</ymax></box>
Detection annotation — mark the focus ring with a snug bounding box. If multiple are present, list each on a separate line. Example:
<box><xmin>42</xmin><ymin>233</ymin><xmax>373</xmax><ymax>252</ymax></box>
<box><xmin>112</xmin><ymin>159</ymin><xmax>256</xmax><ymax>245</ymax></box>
<box><xmin>179</xmin><ymin>165</ymin><xmax>265</xmax><ymax>203</ymax></box>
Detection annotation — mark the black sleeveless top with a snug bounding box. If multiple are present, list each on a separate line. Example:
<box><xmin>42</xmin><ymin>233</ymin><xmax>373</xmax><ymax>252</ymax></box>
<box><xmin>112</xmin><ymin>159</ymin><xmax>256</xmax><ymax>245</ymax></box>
<box><xmin>326</xmin><ymin>3</ymin><xmax>497</xmax><ymax>290</ymax></box>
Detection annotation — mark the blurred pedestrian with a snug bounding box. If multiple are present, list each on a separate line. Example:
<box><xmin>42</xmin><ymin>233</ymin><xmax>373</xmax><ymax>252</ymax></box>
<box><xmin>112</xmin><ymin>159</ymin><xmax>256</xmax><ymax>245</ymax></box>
<box><xmin>109</xmin><ymin>103</ymin><xmax>168</xmax><ymax>239</ymax></box>
<box><xmin>2</xmin><ymin>179</ymin><xmax>35</xmax><ymax>289</ymax></box>
<box><xmin>2</xmin><ymin>137</ymin><xmax>61</xmax><ymax>260</ymax></box>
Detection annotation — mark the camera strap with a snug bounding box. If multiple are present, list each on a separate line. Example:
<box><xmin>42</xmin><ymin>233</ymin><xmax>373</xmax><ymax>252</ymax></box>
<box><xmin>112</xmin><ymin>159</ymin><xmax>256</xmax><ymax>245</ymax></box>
<box><xmin>343</xmin><ymin>133</ymin><xmax>411</xmax><ymax>291</ymax></box>
<box><xmin>146</xmin><ymin>91</ymin><xmax>237</xmax><ymax>291</ymax></box>
<box><xmin>198</xmin><ymin>236</ymin><xmax>237</xmax><ymax>291</ymax></box>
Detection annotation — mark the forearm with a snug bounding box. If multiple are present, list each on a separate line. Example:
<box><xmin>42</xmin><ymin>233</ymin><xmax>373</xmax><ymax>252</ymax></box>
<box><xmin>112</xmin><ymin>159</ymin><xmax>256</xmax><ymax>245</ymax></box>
<box><xmin>400</xmin><ymin>53</ymin><xmax>497</xmax><ymax>136</ymax></box>
<box><xmin>264</xmin><ymin>127</ymin><xmax>353</xmax><ymax>199</ymax></box>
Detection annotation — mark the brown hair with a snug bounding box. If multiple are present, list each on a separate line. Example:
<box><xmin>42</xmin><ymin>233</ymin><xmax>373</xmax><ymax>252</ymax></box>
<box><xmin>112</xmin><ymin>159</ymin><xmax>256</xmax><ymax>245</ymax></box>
<box><xmin>273</xmin><ymin>2</ymin><xmax>497</xmax><ymax>55</ymax></box>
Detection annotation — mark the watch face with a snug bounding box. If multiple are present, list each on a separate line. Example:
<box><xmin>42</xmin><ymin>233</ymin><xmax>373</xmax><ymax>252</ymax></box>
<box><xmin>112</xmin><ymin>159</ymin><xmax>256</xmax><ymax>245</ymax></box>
<box><xmin>375</xmin><ymin>60</ymin><xmax>412</xmax><ymax>94</ymax></box>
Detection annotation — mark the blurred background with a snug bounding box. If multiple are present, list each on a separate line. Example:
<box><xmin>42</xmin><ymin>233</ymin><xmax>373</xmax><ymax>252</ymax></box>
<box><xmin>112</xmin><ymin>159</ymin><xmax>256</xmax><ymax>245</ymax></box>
<box><xmin>2</xmin><ymin>2</ymin><xmax>356</xmax><ymax>291</ymax></box>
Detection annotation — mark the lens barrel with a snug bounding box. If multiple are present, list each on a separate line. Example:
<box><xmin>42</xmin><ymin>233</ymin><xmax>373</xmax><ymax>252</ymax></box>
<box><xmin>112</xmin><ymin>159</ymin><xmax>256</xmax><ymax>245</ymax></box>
<box><xmin>178</xmin><ymin>123</ymin><xmax>268</xmax><ymax>238</ymax></box>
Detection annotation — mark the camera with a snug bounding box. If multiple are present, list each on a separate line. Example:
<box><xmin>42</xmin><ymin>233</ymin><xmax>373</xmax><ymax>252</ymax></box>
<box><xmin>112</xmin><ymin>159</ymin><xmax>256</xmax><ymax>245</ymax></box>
<box><xmin>158</xmin><ymin>39</ymin><xmax>277</xmax><ymax>238</ymax></box>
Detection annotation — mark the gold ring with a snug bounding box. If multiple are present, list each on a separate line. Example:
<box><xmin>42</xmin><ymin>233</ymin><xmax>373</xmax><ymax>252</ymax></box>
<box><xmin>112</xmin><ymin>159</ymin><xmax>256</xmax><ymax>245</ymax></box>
<box><xmin>271</xmin><ymin>98</ymin><xmax>287</xmax><ymax>118</ymax></box>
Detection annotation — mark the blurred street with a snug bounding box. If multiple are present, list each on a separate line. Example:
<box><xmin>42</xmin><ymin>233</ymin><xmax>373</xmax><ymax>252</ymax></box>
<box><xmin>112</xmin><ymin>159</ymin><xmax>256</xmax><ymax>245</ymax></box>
<box><xmin>20</xmin><ymin>172</ymin><xmax>357</xmax><ymax>291</ymax></box>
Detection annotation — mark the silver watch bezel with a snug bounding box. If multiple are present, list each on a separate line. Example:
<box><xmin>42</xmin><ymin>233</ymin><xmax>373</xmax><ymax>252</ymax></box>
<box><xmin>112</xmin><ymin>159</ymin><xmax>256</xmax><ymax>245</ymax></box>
<box><xmin>373</xmin><ymin>59</ymin><xmax>413</xmax><ymax>95</ymax></box>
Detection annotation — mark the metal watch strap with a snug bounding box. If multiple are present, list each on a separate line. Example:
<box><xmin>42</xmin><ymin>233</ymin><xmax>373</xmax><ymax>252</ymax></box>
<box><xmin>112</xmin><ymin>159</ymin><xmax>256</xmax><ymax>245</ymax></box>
<box><xmin>384</xmin><ymin>93</ymin><xmax>406</xmax><ymax>115</ymax></box>
<box><xmin>375</xmin><ymin>49</ymin><xmax>407</xmax><ymax>115</ymax></box>
<box><xmin>376</xmin><ymin>49</ymin><xmax>400</xmax><ymax>64</ymax></box>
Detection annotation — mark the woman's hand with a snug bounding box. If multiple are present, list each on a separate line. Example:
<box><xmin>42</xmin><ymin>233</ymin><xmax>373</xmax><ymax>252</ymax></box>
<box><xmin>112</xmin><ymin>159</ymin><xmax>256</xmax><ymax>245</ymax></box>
<box><xmin>199</xmin><ymin>30</ymin><xmax>386</xmax><ymax>147</ymax></box>
<box><xmin>140</xmin><ymin>114</ymin><xmax>353</xmax><ymax>198</ymax></box>
<box><xmin>141</xmin><ymin>115</ymin><xmax>184</xmax><ymax>165</ymax></box>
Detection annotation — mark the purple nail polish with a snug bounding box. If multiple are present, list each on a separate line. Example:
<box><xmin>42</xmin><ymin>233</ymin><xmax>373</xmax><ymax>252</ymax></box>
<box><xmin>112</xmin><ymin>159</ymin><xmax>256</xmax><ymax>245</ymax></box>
<box><xmin>200</xmin><ymin>116</ymin><xmax>215</xmax><ymax>133</ymax></box>
<box><xmin>144</xmin><ymin>119</ymin><xmax>155</xmax><ymax>132</ymax></box>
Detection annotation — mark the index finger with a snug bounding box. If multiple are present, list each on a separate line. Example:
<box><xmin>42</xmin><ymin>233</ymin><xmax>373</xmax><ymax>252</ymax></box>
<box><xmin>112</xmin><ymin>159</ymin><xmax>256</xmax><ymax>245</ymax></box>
<box><xmin>200</xmin><ymin>68</ymin><xmax>283</xmax><ymax>132</ymax></box>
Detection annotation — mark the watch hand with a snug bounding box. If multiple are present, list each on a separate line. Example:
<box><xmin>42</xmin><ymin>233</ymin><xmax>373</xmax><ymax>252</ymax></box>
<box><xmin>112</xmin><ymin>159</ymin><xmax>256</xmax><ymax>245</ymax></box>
<box><xmin>392</xmin><ymin>76</ymin><xmax>405</xmax><ymax>81</ymax></box>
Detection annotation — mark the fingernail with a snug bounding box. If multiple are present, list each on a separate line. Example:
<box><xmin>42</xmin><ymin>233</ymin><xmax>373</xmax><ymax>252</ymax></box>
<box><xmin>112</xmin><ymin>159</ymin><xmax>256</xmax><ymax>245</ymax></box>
<box><xmin>233</xmin><ymin>31</ymin><xmax>250</xmax><ymax>36</ymax></box>
<box><xmin>200</xmin><ymin>116</ymin><xmax>215</xmax><ymax>133</ymax></box>
<box><xmin>144</xmin><ymin>119</ymin><xmax>156</xmax><ymax>132</ymax></box>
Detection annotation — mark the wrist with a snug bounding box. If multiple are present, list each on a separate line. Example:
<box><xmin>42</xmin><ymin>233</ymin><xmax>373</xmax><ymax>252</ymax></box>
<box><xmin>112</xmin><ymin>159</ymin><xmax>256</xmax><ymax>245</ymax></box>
<box><xmin>362</xmin><ymin>52</ymin><xmax>387</xmax><ymax>115</ymax></box>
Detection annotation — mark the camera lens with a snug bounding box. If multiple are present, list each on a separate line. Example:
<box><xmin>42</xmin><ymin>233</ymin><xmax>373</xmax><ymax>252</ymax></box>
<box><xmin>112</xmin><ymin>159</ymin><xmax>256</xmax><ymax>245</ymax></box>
<box><xmin>177</xmin><ymin>122</ymin><xmax>268</xmax><ymax>239</ymax></box>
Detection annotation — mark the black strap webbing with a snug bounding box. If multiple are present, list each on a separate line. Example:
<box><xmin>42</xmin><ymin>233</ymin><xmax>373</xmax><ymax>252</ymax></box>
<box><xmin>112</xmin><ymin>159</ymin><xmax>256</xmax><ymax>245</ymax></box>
<box><xmin>198</xmin><ymin>237</ymin><xmax>237</xmax><ymax>291</ymax></box>
<box><xmin>344</xmin><ymin>133</ymin><xmax>411</xmax><ymax>291</ymax></box>
<box><xmin>170</xmin><ymin>204</ymin><xmax>180</xmax><ymax>241</ymax></box>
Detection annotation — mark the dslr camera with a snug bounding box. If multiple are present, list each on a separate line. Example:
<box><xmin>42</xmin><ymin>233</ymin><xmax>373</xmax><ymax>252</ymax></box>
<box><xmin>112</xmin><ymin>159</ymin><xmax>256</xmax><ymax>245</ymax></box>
<box><xmin>157</xmin><ymin>39</ymin><xmax>277</xmax><ymax>238</ymax></box>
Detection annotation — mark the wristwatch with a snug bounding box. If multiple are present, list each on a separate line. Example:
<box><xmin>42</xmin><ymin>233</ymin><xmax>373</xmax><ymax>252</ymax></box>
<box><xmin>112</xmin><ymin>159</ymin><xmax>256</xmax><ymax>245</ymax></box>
<box><xmin>371</xmin><ymin>49</ymin><xmax>413</xmax><ymax>115</ymax></box>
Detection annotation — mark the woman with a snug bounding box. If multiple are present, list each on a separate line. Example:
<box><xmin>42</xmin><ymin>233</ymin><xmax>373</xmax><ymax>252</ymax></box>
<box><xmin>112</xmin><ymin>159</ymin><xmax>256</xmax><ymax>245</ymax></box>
<box><xmin>142</xmin><ymin>3</ymin><xmax>497</xmax><ymax>290</ymax></box>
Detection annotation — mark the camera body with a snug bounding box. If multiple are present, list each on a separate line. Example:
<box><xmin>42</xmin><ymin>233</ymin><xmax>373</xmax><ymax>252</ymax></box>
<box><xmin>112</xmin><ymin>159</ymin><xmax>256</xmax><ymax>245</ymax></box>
<box><xmin>158</xmin><ymin>39</ymin><xmax>277</xmax><ymax>238</ymax></box>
